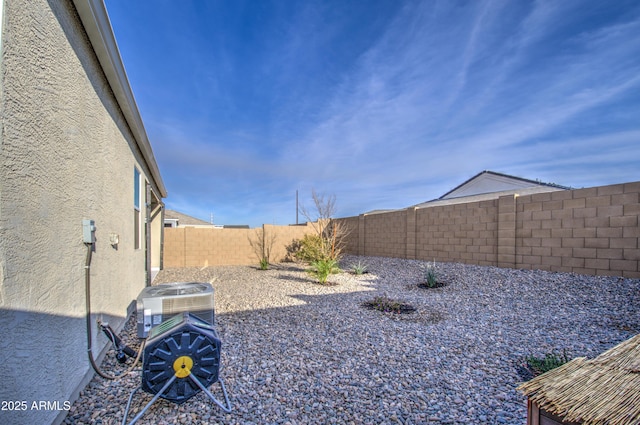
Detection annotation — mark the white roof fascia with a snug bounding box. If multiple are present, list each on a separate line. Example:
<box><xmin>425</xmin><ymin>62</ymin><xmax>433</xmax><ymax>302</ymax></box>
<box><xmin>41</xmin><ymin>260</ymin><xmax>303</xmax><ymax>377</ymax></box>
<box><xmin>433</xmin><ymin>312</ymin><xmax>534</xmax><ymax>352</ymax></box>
<box><xmin>72</xmin><ymin>0</ymin><xmax>167</xmax><ymax>198</ymax></box>
<box><xmin>414</xmin><ymin>186</ymin><xmax>565</xmax><ymax>209</ymax></box>
<box><xmin>444</xmin><ymin>172</ymin><xmax>535</xmax><ymax>199</ymax></box>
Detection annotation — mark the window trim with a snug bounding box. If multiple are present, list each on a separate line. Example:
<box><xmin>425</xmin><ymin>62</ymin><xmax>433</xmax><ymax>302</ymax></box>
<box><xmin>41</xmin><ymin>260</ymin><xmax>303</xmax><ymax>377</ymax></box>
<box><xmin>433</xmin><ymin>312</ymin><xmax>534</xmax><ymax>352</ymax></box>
<box><xmin>134</xmin><ymin>167</ymin><xmax>141</xmax><ymax>249</ymax></box>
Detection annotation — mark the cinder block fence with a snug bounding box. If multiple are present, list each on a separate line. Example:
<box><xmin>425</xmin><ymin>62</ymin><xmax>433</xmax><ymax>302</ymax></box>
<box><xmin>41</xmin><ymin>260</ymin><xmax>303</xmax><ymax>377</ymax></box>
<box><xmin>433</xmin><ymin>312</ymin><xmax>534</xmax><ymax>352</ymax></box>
<box><xmin>163</xmin><ymin>181</ymin><xmax>639</xmax><ymax>278</ymax></box>
<box><xmin>337</xmin><ymin>181</ymin><xmax>640</xmax><ymax>278</ymax></box>
<box><xmin>164</xmin><ymin>223</ymin><xmax>316</xmax><ymax>267</ymax></box>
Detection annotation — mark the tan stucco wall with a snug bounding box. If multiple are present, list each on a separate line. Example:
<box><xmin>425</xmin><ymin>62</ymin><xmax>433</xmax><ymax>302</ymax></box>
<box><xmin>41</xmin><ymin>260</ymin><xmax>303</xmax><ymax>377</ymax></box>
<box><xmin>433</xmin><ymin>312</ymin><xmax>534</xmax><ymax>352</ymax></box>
<box><xmin>150</xmin><ymin>206</ymin><xmax>164</xmax><ymax>269</ymax></box>
<box><xmin>0</xmin><ymin>1</ymin><xmax>158</xmax><ymax>423</ymax></box>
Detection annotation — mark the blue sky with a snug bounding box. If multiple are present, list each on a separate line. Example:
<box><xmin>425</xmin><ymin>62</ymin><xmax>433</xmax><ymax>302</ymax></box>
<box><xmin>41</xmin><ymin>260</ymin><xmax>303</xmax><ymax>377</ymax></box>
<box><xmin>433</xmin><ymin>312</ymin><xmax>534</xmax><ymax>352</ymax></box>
<box><xmin>105</xmin><ymin>0</ymin><xmax>640</xmax><ymax>228</ymax></box>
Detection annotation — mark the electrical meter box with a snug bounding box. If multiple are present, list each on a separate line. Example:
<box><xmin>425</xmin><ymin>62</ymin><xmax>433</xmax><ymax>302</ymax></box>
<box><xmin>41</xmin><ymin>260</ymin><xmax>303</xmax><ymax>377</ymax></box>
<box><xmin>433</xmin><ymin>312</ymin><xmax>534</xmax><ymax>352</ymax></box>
<box><xmin>136</xmin><ymin>282</ymin><xmax>214</xmax><ymax>338</ymax></box>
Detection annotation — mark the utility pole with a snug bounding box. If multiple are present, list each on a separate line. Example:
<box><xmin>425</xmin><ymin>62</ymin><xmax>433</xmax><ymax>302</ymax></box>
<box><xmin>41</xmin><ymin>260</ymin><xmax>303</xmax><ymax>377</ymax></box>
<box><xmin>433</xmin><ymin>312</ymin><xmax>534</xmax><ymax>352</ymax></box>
<box><xmin>296</xmin><ymin>190</ymin><xmax>299</xmax><ymax>225</ymax></box>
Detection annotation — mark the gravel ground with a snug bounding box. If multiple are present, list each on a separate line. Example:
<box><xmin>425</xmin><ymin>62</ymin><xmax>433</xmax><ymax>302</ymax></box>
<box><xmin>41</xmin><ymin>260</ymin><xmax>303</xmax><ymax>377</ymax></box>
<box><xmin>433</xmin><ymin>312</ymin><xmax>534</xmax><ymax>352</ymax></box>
<box><xmin>64</xmin><ymin>256</ymin><xmax>640</xmax><ymax>425</ymax></box>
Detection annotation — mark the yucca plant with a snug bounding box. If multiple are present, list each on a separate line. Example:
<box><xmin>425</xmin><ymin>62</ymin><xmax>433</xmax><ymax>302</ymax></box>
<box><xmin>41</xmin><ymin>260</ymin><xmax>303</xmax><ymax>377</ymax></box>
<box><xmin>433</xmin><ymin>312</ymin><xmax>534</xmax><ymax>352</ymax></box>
<box><xmin>423</xmin><ymin>260</ymin><xmax>438</xmax><ymax>288</ymax></box>
<box><xmin>351</xmin><ymin>260</ymin><xmax>368</xmax><ymax>275</ymax></box>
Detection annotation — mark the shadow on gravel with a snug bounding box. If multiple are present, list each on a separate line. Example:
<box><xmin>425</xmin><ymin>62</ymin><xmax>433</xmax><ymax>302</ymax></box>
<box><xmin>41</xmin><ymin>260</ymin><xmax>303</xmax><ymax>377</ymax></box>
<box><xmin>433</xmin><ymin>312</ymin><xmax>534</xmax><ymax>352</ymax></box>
<box><xmin>65</xmin><ymin>261</ymin><xmax>640</xmax><ymax>425</ymax></box>
<box><xmin>275</xmin><ymin>273</ymin><xmax>310</xmax><ymax>284</ymax></box>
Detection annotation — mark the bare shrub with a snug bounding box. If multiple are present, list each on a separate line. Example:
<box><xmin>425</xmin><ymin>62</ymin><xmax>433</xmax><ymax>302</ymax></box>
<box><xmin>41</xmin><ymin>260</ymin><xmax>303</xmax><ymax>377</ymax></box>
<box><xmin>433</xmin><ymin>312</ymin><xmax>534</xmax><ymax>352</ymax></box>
<box><xmin>248</xmin><ymin>225</ymin><xmax>277</xmax><ymax>269</ymax></box>
<box><xmin>298</xmin><ymin>189</ymin><xmax>349</xmax><ymax>262</ymax></box>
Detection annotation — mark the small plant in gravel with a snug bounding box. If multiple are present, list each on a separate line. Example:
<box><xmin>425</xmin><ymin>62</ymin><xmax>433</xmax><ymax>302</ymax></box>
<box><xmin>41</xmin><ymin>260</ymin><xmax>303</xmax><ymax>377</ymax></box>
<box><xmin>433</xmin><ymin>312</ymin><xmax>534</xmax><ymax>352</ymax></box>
<box><xmin>418</xmin><ymin>260</ymin><xmax>444</xmax><ymax>288</ymax></box>
<box><xmin>350</xmin><ymin>260</ymin><xmax>368</xmax><ymax>275</ymax></box>
<box><xmin>259</xmin><ymin>257</ymin><xmax>269</xmax><ymax>270</ymax></box>
<box><xmin>248</xmin><ymin>226</ymin><xmax>276</xmax><ymax>270</ymax></box>
<box><xmin>362</xmin><ymin>296</ymin><xmax>416</xmax><ymax>314</ymax></box>
<box><xmin>523</xmin><ymin>350</ymin><xmax>571</xmax><ymax>377</ymax></box>
<box><xmin>307</xmin><ymin>258</ymin><xmax>341</xmax><ymax>284</ymax></box>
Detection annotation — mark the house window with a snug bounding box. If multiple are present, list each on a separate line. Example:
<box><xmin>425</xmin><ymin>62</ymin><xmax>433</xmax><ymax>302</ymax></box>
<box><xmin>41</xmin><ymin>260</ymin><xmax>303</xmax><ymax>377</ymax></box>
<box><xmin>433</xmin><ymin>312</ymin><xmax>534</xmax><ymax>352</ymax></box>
<box><xmin>134</xmin><ymin>167</ymin><xmax>141</xmax><ymax>249</ymax></box>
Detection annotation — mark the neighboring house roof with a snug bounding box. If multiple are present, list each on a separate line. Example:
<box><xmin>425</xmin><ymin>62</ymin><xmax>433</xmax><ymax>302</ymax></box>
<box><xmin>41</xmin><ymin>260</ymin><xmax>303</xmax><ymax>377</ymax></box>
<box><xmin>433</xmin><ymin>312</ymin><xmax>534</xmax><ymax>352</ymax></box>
<box><xmin>72</xmin><ymin>0</ymin><xmax>167</xmax><ymax>198</ymax></box>
<box><xmin>363</xmin><ymin>209</ymin><xmax>397</xmax><ymax>215</ymax></box>
<box><xmin>518</xmin><ymin>333</ymin><xmax>640</xmax><ymax>425</ymax></box>
<box><xmin>412</xmin><ymin>170</ymin><xmax>571</xmax><ymax>208</ymax></box>
<box><xmin>164</xmin><ymin>209</ymin><xmax>212</xmax><ymax>226</ymax></box>
<box><xmin>440</xmin><ymin>170</ymin><xmax>570</xmax><ymax>200</ymax></box>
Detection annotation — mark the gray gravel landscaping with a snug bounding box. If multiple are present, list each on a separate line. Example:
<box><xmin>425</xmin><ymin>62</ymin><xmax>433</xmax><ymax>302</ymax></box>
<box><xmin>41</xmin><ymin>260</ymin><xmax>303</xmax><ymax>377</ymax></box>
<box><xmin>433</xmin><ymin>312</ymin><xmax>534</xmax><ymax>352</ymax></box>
<box><xmin>64</xmin><ymin>255</ymin><xmax>640</xmax><ymax>425</ymax></box>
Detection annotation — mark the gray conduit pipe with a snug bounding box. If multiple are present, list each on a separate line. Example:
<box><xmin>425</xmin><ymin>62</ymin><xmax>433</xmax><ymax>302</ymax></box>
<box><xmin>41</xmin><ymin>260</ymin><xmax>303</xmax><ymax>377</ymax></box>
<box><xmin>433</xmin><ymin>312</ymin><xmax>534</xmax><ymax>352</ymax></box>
<box><xmin>84</xmin><ymin>243</ymin><xmax>144</xmax><ymax>380</ymax></box>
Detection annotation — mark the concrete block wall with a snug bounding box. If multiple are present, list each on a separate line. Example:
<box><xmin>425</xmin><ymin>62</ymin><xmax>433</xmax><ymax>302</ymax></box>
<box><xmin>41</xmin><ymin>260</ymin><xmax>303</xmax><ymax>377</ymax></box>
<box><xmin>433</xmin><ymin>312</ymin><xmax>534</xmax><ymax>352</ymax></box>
<box><xmin>164</xmin><ymin>226</ymin><xmax>186</xmax><ymax>266</ymax></box>
<box><xmin>498</xmin><ymin>195</ymin><xmax>517</xmax><ymax>268</ymax></box>
<box><xmin>164</xmin><ymin>223</ymin><xmax>316</xmax><ymax>267</ymax></box>
<box><xmin>416</xmin><ymin>199</ymin><xmax>499</xmax><ymax>266</ymax></box>
<box><xmin>163</xmin><ymin>181</ymin><xmax>639</xmax><ymax>277</ymax></box>
<box><xmin>516</xmin><ymin>182</ymin><xmax>639</xmax><ymax>277</ymax></box>
<box><xmin>362</xmin><ymin>210</ymin><xmax>407</xmax><ymax>258</ymax></box>
<box><xmin>264</xmin><ymin>223</ymin><xmax>320</xmax><ymax>263</ymax></box>
<box><xmin>337</xmin><ymin>180</ymin><xmax>640</xmax><ymax>278</ymax></box>
<box><xmin>339</xmin><ymin>216</ymin><xmax>360</xmax><ymax>255</ymax></box>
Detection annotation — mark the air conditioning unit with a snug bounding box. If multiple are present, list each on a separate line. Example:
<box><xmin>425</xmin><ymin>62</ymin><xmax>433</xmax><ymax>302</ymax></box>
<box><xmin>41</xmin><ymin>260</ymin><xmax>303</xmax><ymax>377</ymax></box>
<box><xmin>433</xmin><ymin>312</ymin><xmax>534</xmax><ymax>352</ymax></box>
<box><xmin>136</xmin><ymin>282</ymin><xmax>214</xmax><ymax>338</ymax></box>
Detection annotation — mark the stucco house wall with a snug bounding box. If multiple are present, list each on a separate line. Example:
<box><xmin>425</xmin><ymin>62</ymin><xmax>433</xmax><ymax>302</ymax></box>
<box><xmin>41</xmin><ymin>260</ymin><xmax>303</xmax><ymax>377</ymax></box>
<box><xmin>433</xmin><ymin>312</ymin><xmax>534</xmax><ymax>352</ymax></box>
<box><xmin>0</xmin><ymin>1</ymin><xmax>165</xmax><ymax>424</ymax></box>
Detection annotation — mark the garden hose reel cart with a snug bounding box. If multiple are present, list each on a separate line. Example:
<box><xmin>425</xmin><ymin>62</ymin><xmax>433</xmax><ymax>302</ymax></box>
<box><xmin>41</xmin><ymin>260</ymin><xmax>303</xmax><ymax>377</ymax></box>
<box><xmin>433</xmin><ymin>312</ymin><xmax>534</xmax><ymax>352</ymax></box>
<box><xmin>123</xmin><ymin>312</ymin><xmax>232</xmax><ymax>425</ymax></box>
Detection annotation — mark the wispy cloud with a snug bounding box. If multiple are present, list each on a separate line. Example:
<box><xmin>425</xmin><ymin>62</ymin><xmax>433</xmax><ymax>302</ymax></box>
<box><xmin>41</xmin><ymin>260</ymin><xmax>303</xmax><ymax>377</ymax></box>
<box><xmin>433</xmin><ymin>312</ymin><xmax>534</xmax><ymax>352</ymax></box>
<box><xmin>279</xmin><ymin>0</ymin><xmax>640</xmax><ymax>211</ymax></box>
<box><xmin>107</xmin><ymin>0</ymin><xmax>640</xmax><ymax>226</ymax></box>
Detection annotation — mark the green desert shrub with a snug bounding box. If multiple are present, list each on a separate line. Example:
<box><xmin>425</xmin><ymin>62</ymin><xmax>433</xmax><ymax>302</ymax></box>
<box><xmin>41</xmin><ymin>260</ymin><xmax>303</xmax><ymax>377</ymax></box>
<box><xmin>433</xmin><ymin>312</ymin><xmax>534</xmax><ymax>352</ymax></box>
<box><xmin>307</xmin><ymin>258</ymin><xmax>340</xmax><ymax>284</ymax></box>
<box><xmin>259</xmin><ymin>257</ymin><xmax>269</xmax><ymax>270</ymax></box>
<box><xmin>525</xmin><ymin>350</ymin><xmax>571</xmax><ymax>376</ymax></box>
<box><xmin>290</xmin><ymin>234</ymin><xmax>326</xmax><ymax>263</ymax></box>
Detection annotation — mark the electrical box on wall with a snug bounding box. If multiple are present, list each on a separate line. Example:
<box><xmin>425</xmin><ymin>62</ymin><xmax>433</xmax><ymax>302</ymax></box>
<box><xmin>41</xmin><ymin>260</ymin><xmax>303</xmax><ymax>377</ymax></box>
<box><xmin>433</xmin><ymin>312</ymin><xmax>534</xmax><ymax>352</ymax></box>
<box><xmin>82</xmin><ymin>219</ymin><xmax>96</xmax><ymax>244</ymax></box>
